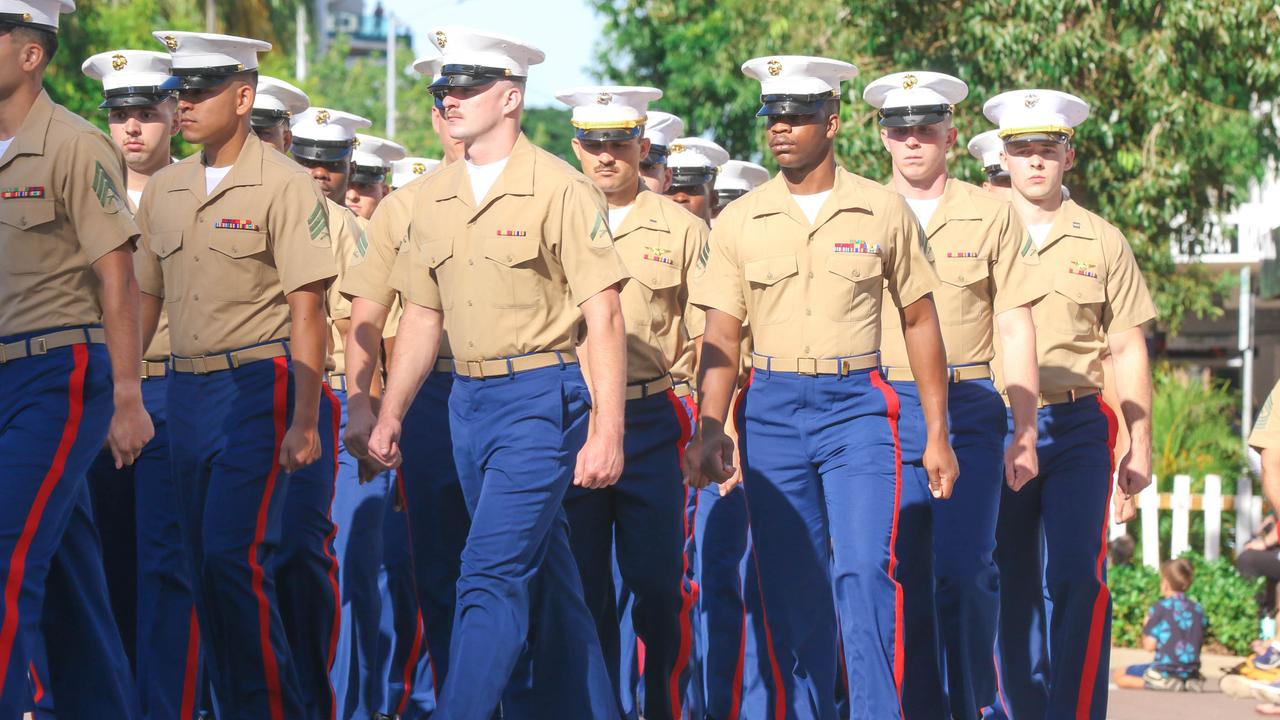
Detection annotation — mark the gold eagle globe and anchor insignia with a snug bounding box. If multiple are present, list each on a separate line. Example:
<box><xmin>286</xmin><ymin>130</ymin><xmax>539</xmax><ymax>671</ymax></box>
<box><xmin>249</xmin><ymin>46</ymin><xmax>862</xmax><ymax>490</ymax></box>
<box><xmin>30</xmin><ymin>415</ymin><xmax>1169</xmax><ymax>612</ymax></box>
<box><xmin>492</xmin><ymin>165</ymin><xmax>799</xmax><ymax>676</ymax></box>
<box><xmin>435</xmin><ymin>30</ymin><xmax>447</xmax><ymax>48</ymax></box>
<box><xmin>669</xmin><ymin>143</ymin><xmax>685</xmax><ymax>154</ymax></box>
<box><xmin>596</xmin><ymin>92</ymin><xmax>613</xmax><ymax>105</ymax></box>
<box><xmin>111</xmin><ymin>54</ymin><xmax>128</xmax><ymax>71</ymax></box>
<box><xmin>1024</xmin><ymin>93</ymin><xmax>1040</xmax><ymax>108</ymax></box>
<box><xmin>412</xmin><ymin>162</ymin><xmax>427</xmax><ymax>175</ymax></box>
<box><xmin>315</xmin><ymin>109</ymin><xmax>331</xmax><ymax>124</ymax></box>
<box><xmin>162</xmin><ymin>35</ymin><xmax>178</xmax><ymax>51</ymax></box>
<box><xmin>901</xmin><ymin>73</ymin><xmax>918</xmax><ymax>90</ymax></box>
<box><xmin>767</xmin><ymin>59</ymin><xmax>782</xmax><ymax>76</ymax></box>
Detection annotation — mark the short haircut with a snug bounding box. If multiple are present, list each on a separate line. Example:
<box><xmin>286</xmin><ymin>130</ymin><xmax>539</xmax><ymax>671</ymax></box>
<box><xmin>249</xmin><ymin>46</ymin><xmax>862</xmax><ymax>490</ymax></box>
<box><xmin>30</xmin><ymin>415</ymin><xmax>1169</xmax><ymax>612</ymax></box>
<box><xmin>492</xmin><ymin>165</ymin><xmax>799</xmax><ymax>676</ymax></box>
<box><xmin>0</xmin><ymin>22</ymin><xmax>58</xmax><ymax>67</ymax></box>
<box><xmin>231</xmin><ymin>69</ymin><xmax>259</xmax><ymax>88</ymax></box>
<box><xmin>1161</xmin><ymin>558</ymin><xmax>1194</xmax><ymax>593</ymax></box>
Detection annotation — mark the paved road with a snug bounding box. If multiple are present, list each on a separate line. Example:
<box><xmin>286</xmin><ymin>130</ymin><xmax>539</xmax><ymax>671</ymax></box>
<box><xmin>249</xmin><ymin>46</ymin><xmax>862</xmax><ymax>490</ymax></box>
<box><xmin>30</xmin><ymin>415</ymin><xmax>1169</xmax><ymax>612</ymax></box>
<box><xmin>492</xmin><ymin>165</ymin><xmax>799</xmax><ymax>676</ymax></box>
<box><xmin>1106</xmin><ymin>647</ymin><xmax>1258</xmax><ymax>719</ymax></box>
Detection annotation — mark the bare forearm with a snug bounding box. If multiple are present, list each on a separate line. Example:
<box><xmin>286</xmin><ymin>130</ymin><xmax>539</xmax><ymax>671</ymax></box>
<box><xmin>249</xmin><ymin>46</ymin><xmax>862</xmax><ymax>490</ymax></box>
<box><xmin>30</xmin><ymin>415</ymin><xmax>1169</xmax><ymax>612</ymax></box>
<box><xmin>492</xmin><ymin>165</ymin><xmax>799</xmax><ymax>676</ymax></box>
<box><xmin>287</xmin><ymin>286</ymin><xmax>328</xmax><ymax>428</ymax></box>
<box><xmin>379</xmin><ymin>303</ymin><xmax>441</xmax><ymax>423</ymax></box>
<box><xmin>582</xmin><ymin>292</ymin><xmax>627</xmax><ymax>436</ymax></box>
<box><xmin>94</xmin><ymin>250</ymin><xmax>143</xmax><ymax>399</ymax></box>
<box><xmin>140</xmin><ymin>292</ymin><xmax>162</xmax><ymax>353</ymax></box>
<box><xmin>1112</xmin><ymin>332</ymin><xmax>1153</xmax><ymax>462</ymax></box>
<box><xmin>345</xmin><ymin>298</ymin><xmax>390</xmax><ymax>412</ymax></box>
<box><xmin>996</xmin><ymin>307</ymin><xmax>1039</xmax><ymax>437</ymax></box>
<box><xmin>902</xmin><ymin>297</ymin><xmax>950</xmax><ymax>439</ymax></box>
<box><xmin>696</xmin><ymin>311</ymin><xmax>742</xmax><ymax>431</ymax></box>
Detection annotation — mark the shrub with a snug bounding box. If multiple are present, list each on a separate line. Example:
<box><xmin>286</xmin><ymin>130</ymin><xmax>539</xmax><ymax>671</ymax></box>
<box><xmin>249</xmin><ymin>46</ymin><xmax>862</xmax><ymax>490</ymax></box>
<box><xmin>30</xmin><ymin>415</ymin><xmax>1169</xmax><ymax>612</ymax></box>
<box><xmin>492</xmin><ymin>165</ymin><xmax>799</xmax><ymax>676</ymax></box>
<box><xmin>1109</xmin><ymin>552</ymin><xmax>1262</xmax><ymax>656</ymax></box>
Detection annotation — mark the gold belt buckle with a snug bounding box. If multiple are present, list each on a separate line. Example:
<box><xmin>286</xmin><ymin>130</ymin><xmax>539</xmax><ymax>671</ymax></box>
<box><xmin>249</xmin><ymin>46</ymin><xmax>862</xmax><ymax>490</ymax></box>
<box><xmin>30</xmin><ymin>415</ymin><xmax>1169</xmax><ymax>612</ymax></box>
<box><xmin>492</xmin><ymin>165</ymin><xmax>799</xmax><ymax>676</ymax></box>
<box><xmin>0</xmin><ymin>343</ymin><xmax>8</xmax><ymax>364</ymax></box>
<box><xmin>797</xmin><ymin>357</ymin><xmax>818</xmax><ymax>376</ymax></box>
<box><xmin>466</xmin><ymin>360</ymin><xmax>485</xmax><ymax>378</ymax></box>
<box><xmin>191</xmin><ymin>356</ymin><xmax>210</xmax><ymax>375</ymax></box>
<box><xmin>31</xmin><ymin>337</ymin><xmax>48</xmax><ymax>356</ymax></box>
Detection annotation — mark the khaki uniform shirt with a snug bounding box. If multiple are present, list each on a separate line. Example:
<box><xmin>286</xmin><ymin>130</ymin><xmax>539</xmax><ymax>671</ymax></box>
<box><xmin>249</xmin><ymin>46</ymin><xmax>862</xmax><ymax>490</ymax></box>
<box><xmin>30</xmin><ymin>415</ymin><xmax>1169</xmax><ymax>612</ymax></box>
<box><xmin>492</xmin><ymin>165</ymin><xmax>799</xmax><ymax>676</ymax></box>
<box><xmin>690</xmin><ymin>168</ymin><xmax>937</xmax><ymax>359</ymax></box>
<box><xmin>612</xmin><ymin>190</ymin><xmax>707</xmax><ymax>384</ymax></box>
<box><xmin>326</xmin><ymin>199</ymin><xmax>363</xmax><ymax>374</ymax></box>
<box><xmin>993</xmin><ymin>198</ymin><xmax>1155</xmax><ymax>394</ymax></box>
<box><xmin>1251</xmin><ymin>380</ymin><xmax>1280</xmax><ymax>450</ymax></box>
<box><xmin>134</xmin><ymin>133</ymin><xmax>337</xmax><ymax>357</ymax></box>
<box><xmin>125</xmin><ymin>184</ymin><xmax>171</xmax><ymax>362</ymax></box>
<box><xmin>880</xmin><ymin>178</ymin><xmax>1038</xmax><ymax>367</ymax></box>
<box><xmin>1</xmin><ymin>90</ymin><xmax>139</xmax><ymax>336</ymax></box>
<box><xmin>392</xmin><ymin>135</ymin><xmax>629</xmax><ymax>362</ymax></box>
<box><xmin>342</xmin><ymin>169</ymin><xmax>454</xmax><ymax>355</ymax></box>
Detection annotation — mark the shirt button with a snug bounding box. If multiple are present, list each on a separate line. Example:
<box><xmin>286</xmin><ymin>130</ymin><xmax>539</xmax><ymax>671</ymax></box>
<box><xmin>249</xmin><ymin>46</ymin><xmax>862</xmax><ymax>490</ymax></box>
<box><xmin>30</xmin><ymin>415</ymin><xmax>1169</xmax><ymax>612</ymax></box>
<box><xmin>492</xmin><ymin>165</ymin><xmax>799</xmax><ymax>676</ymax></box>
<box><xmin>194</xmin><ymin>256</ymin><xmax>200</xmax><ymax>262</ymax></box>
<box><xmin>506</xmin><ymin>254</ymin><xmax>513</xmax><ymax>262</ymax></box>
<box><xmin>468</xmin><ymin>259</ymin><xmax>475</xmax><ymax>266</ymax></box>
<box><xmin>231</xmin><ymin>246</ymin><xmax>238</xmax><ymax>254</ymax></box>
<box><xmin>766</xmin><ymin>272</ymin><xmax>773</xmax><ymax>279</ymax></box>
<box><xmin>193</xmin><ymin>294</ymin><xmax>199</xmax><ymax>301</ymax></box>
<box><xmin>467</xmin><ymin>300</ymin><xmax>473</xmax><ymax>307</ymax></box>
<box><xmin>1076</xmin><ymin>291</ymin><xmax>1083</xmax><ymax>299</ymax></box>
<box><xmin>805</xmin><ymin>309</ymin><xmax>812</xmax><ymax>316</ymax></box>
<box><xmin>468</xmin><ymin>341</ymin><xmax>474</xmax><ymax>347</ymax></box>
<box><xmin>804</xmin><ymin>345</ymin><xmax>810</xmax><ymax>353</ymax></box>
<box><xmin>958</xmin><ymin>275</ymin><xmax>966</xmax><ymax>282</ymax></box>
<box><xmin>808</xmin><ymin>271</ymin><xmax>814</xmax><ymax>279</ymax></box>
<box><xmin>852</xmin><ymin>270</ymin><xmax>861</xmax><ymax>277</ymax></box>
<box><xmin>193</xmin><ymin>334</ymin><xmax>199</xmax><ymax>341</ymax></box>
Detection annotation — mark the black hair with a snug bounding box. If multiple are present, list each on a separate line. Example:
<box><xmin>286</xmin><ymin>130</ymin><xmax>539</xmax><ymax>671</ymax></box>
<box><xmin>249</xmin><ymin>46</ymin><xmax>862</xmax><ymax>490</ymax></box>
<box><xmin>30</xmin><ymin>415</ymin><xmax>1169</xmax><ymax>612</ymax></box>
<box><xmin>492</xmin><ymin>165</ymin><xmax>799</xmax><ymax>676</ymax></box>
<box><xmin>0</xmin><ymin>22</ymin><xmax>58</xmax><ymax>68</ymax></box>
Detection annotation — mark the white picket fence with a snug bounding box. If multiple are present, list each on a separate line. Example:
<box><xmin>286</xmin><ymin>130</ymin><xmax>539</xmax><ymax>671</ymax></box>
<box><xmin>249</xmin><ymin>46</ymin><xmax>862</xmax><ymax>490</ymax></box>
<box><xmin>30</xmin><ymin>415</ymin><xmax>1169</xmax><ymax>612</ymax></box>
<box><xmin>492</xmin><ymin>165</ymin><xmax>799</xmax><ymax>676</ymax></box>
<box><xmin>1109</xmin><ymin>474</ymin><xmax>1266</xmax><ymax>566</ymax></box>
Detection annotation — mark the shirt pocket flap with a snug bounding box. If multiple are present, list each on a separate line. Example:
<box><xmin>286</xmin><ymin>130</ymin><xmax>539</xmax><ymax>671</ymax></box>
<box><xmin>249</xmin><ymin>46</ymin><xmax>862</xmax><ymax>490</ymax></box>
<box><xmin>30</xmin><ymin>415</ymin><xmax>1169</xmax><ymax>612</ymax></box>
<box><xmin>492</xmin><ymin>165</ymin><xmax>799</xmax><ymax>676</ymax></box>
<box><xmin>936</xmin><ymin>257</ymin><xmax>990</xmax><ymax>288</ymax></box>
<box><xmin>745</xmin><ymin>255</ymin><xmax>799</xmax><ymax>286</ymax></box>
<box><xmin>825</xmin><ymin>253</ymin><xmax>882</xmax><ymax>282</ymax></box>
<box><xmin>632</xmin><ymin>264</ymin><xmax>682</xmax><ymax>291</ymax></box>
<box><xmin>0</xmin><ymin>198</ymin><xmax>55</xmax><ymax>231</ymax></box>
<box><xmin>150</xmin><ymin>230</ymin><xmax>184</xmax><ymax>259</ymax></box>
<box><xmin>1054</xmin><ymin>272</ymin><xmax>1106</xmax><ymax>305</ymax></box>
<box><xmin>483</xmin><ymin>234</ymin><xmax>541</xmax><ymax>267</ymax></box>
<box><xmin>208</xmin><ymin>229</ymin><xmax>268</xmax><ymax>259</ymax></box>
<box><xmin>419</xmin><ymin>237</ymin><xmax>453</xmax><ymax>268</ymax></box>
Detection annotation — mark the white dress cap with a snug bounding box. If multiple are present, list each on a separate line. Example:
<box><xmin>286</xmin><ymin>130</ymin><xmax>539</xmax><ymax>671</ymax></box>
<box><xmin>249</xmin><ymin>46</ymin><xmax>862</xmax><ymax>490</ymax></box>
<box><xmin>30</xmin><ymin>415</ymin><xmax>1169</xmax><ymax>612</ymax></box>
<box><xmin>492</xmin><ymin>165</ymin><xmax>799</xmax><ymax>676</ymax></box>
<box><xmin>390</xmin><ymin>157</ymin><xmax>441</xmax><ymax>189</ymax></box>
<box><xmin>862</xmin><ymin>71</ymin><xmax>967</xmax><ymax>126</ymax></box>
<box><xmin>643</xmin><ymin>111</ymin><xmax>684</xmax><ymax>150</ymax></box>
<box><xmin>742</xmin><ymin>55</ymin><xmax>858</xmax><ymax>116</ymax></box>
<box><xmin>427</xmin><ymin>26</ymin><xmax>545</xmax><ymax>79</ymax></box>
<box><xmin>982</xmin><ymin>89</ymin><xmax>1090</xmax><ymax>141</ymax></box>
<box><xmin>555</xmin><ymin>85</ymin><xmax>662</xmax><ymax>139</ymax></box>
<box><xmin>0</xmin><ymin>0</ymin><xmax>74</xmax><ymax>32</ymax></box>
<box><xmin>966</xmin><ymin>129</ymin><xmax>1006</xmax><ymax>170</ymax></box>
<box><xmin>412</xmin><ymin>54</ymin><xmax>443</xmax><ymax>79</ymax></box>
<box><xmin>81</xmin><ymin>49</ymin><xmax>173</xmax><ymax>108</ymax></box>
<box><xmin>351</xmin><ymin>134</ymin><xmax>408</xmax><ymax>170</ymax></box>
<box><xmin>153</xmin><ymin>31</ymin><xmax>270</xmax><ymax>73</ymax></box>
<box><xmin>715</xmin><ymin>160</ymin><xmax>771</xmax><ymax>194</ymax></box>
<box><xmin>668</xmin><ymin>136</ymin><xmax>730</xmax><ymax>171</ymax></box>
<box><xmin>252</xmin><ymin>76</ymin><xmax>309</xmax><ymax>128</ymax></box>
<box><xmin>289</xmin><ymin>107</ymin><xmax>372</xmax><ymax>162</ymax></box>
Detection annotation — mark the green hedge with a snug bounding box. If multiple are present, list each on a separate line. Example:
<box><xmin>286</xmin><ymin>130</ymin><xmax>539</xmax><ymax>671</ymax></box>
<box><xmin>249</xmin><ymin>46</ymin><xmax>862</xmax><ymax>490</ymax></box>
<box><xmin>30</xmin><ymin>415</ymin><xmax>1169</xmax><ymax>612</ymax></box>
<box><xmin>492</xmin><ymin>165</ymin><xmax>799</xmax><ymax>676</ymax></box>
<box><xmin>1111</xmin><ymin>552</ymin><xmax>1262</xmax><ymax>655</ymax></box>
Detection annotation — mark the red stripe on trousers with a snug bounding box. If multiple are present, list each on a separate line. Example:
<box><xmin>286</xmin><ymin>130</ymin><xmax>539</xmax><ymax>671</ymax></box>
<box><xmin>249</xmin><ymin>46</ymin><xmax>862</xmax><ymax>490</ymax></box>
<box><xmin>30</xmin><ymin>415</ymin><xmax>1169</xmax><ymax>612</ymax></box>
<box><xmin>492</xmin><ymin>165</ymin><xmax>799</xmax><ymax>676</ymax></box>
<box><xmin>181</xmin><ymin>607</ymin><xmax>200</xmax><ymax>719</ymax></box>
<box><xmin>396</xmin><ymin>609</ymin><xmax>425</xmax><ymax>716</ymax></box>
<box><xmin>1076</xmin><ymin>397</ymin><xmax>1119</xmax><ymax>719</ymax></box>
<box><xmin>392</xmin><ymin>468</ymin><xmax>440</xmax><ymax>703</ymax></box>
<box><xmin>735</xmin><ymin>373</ymin><xmax>787</xmax><ymax>719</ymax></box>
<box><xmin>249</xmin><ymin>356</ymin><xmax>290</xmax><ymax>720</ymax></box>
<box><xmin>868</xmin><ymin>370</ymin><xmax>907</xmax><ymax>716</ymax></box>
<box><xmin>727</xmin><ymin>386</ymin><xmax>747</xmax><ymax>720</ymax></box>
<box><xmin>0</xmin><ymin>344</ymin><xmax>88</xmax><ymax>694</ymax></box>
<box><xmin>665</xmin><ymin>389</ymin><xmax>695</xmax><ymax>719</ymax></box>
<box><xmin>322</xmin><ymin>384</ymin><xmax>343</xmax><ymax>720</ymax></box>
<box><xmin>29</xmin><ymin>661</ymin><xmax>43</xmax><ymax>703</ymax></box>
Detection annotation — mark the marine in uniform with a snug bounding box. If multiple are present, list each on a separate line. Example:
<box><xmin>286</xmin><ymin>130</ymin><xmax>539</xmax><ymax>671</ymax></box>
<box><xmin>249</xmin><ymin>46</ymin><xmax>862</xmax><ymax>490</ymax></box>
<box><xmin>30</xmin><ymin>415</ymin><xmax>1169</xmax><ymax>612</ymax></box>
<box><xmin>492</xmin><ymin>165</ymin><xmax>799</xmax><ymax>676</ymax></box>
<box><xmin>0</xmin><ymin>1</ymin><xmax>151</xmax><ymax>715</ymax></box>
<box><xmin>664</xmin><ymin>136</ymin><xmax>727</xmax><ymax>226</ymax></box>
<box><xmin>252</xmin><ymin>80</ymin><xmax>367</xmax><ymax>720</ymax></box>
<box><xmin>342</xmin><ymin>53</ymin><xmax>467</xmax><ymax>719</ymax></box>
<box><xmin>82</xmin><ymin>46</ymin><xmax>202</xmax><ymax>719</ymax></box>
<box><xmin>367</xmin><ymin>26</ymin><xmax>629</xmax><ymax>719</ymax></box>
<box><xmin>346</xmin><ymin>133</ymin><xmax>405</xmax><ymax>220</ymax></box>
<box><xmin>967</xmin><ymin>129</ymin><xmax>1013</xmax><ymax>200</ymax></box>
<box><xmin>556</xmin><ymin>84</ymin><xmax>705</xmax><ymax>720</ymax></box>
<box><xmin>639</xmin><ymin>110</ymin><xmax>683</xmax><ymax>194</ymax></box>
<box><xmin>684</xmin><ymin>55</ymin><xmax>959</xmax><ymax>719</ymax></box>
<box><xmin>863</xmin><ymin>70</ymin><xmax>1041</xmax><ymax>719</ymax></box>
<box><xmin>135</xmin><ymin>31</ymin><xmax>337</xmax><ymax>719</ymax></box>
<box><xmin>984</xmin><ymin>89</ymin><xmax>1155</xmax><ymax>720</ymax></box>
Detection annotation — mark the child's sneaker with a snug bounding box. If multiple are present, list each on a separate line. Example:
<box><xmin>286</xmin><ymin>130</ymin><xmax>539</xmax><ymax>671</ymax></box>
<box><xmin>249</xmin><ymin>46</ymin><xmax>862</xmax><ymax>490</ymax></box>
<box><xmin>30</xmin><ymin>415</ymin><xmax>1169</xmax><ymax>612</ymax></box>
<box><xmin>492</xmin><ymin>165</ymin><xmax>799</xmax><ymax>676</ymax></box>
<box><xmin>1181</xmin><ymin>673</ymin><xmax>1205</xmax><ymax>693</ymax></box>
<box><xmin>1141</xmin><ymin>666</ymin><xmax>1185</xmax><ymax>692</ymax></box>
<box><xmin>1256</xmin><ymin>644</ymin><xmax>1280</xmax><ymax>671</ymax></box>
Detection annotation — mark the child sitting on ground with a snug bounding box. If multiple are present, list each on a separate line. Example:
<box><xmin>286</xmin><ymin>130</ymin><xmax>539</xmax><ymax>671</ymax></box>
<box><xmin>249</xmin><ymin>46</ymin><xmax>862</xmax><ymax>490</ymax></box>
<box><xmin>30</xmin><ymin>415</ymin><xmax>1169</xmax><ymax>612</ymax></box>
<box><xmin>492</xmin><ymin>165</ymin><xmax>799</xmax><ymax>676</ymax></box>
<box><xmin>1111</xmin><ymin>558</ymin><xmax>1207</xmax><ymax>692</ymax></box>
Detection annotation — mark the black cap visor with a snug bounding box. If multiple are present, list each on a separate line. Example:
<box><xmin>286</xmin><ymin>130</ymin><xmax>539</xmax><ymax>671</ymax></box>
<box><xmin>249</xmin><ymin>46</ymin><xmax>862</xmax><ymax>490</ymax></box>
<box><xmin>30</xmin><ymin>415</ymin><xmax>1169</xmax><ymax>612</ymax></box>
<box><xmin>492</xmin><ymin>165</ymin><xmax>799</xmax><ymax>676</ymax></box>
<box><xmin>170</xmin><ymin>66</ymin><xmax>243</xmax><ymax>92</ymax></box>
<box><xmin>429</xmin><ymin>65</ymin><xmax>522</xmax><ymax>98</ymax></box>
<box><xmin>291</xmin><ymin>138</ymin><xmax>354</xmax><ymax>164</ymax></box>
<box><xmin>670</xmin><ymin>168</ymin><xmax>716</xmax><ymax>187</ymax></box>
<box><xmin>715</xmin><ymin>188</ymin><xmax>747</xmax><ymax>204</ymax></box>
<box><xmin>250</xmin><ymin>108</ymin><xmax>290</xmax><ymax>129</ymax></box>
<box><xmin>1001</xmin><ymin>131</ymin><xmax>1071</xmax><ymax>146</ymax></box>
<box><xmin>350</xmin><ymin>165</ymin><xmax>388</xmax><ymax>186</ymax></box>
<box><xmin>640</xmin><ymin>145</ymin><xmax>669</xmax><ymax>169</ymax></box>
<box><xmin>756</xmin><ymin>92</ymin><xmax>836</xmax><ymax>118</ymax></box>
<box><xmin>984</xmin><ymin>168</ymin><xmax>1012</xmax><ymax>187</ymax></box>
<box><xmin>100</xmin><ymin>86</ymin><xmax>174</xmax><ymax>110</ymax></box>
<box><xmin>878</xmin><ymin>103</ymin><xmax>951</xmax><ymax>128</ymax></box>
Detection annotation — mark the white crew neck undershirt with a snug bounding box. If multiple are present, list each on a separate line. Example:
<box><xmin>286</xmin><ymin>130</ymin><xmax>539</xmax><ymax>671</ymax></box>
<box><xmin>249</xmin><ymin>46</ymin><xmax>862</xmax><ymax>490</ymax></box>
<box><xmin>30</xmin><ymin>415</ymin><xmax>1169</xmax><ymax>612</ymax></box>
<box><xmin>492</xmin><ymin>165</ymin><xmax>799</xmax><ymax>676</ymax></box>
<box><xmin>465</xmin><ymin>157</ymin><xmax>509</xmax><ymax>204</ymax></box>
<box><xmin>0</xmin><ymin>137</ymin><xmax>13</xmax><ymax>161</ymax></box>
<box><xmin>127</xmin><ymin>188</ymin><xmax>143</xmax><ymax>209</ymax></box>
<box><xmin>607</xmin><ymin>204</ymin><xmax>634</xmax><ymax>232</ymax></box>
<box><xmin>1028</xmin><ymin>222</ymin><xmax>1054</xmax><ymax>250</ymax></box>
<box><xmin>791</xmin><ymin>190</ymin><xmax>831</xmax><ymax>225</ymax></box>
<box><xmin>904</xmin><ymin>196</ymin><xmax>942</xmax><ymax>230</ymax></box>
<box><xmin>204</xmin><ymin>165</ymin><xmax>233</xmax><ymax>195</ymax></box>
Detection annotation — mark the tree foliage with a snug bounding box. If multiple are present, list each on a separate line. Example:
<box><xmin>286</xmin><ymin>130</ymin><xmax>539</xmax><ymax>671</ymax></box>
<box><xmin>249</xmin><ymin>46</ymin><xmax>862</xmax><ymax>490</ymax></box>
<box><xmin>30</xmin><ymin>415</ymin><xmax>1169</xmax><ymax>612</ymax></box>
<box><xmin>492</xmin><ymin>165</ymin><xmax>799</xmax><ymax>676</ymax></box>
<box><xmin>591</xmin><ymin>0</ymin><xmax>1280</xmax><ymax>334</ymax></box>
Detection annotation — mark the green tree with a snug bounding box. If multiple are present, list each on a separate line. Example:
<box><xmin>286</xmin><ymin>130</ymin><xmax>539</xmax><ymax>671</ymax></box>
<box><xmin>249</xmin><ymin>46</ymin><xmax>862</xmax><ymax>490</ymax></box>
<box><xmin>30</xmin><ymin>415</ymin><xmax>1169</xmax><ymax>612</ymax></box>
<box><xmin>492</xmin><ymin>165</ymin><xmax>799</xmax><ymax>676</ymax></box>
<box><xmin>591</xmin><ymin>0</ymin><xmax>1280</xmax><ymax>334</ymax></box>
